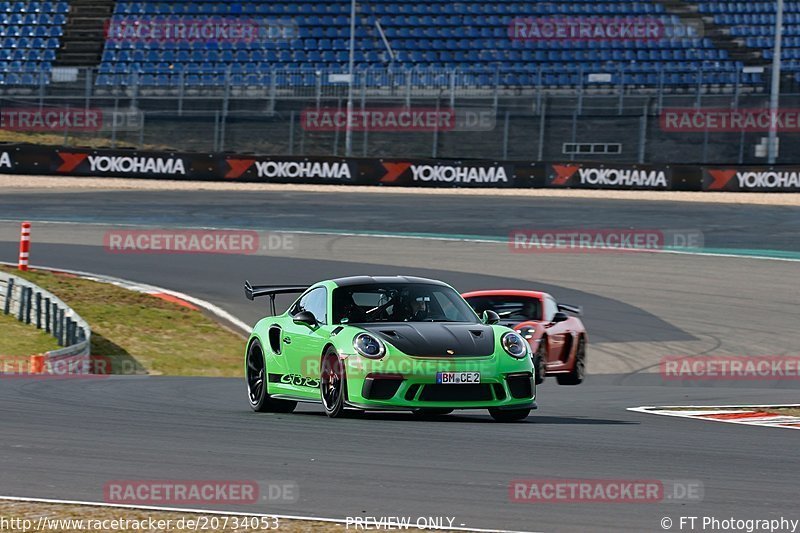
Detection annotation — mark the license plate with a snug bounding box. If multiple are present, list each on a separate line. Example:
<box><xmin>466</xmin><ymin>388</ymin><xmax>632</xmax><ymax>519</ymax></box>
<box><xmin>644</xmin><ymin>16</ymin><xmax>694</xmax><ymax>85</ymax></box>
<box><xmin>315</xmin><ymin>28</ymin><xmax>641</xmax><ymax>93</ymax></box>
<box><xmin>436</xmin><ymin>372</ymin><xmax>481</xmax><ymax>384</ymax></box>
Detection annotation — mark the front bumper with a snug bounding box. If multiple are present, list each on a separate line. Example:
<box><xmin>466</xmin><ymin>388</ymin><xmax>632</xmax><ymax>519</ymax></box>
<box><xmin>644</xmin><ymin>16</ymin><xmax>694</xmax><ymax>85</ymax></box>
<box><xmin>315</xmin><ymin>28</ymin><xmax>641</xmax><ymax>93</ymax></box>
<box><xmin>341</xmin><ymin>352</ymin><xmax>536</xmax><ymax>410</ymax></box>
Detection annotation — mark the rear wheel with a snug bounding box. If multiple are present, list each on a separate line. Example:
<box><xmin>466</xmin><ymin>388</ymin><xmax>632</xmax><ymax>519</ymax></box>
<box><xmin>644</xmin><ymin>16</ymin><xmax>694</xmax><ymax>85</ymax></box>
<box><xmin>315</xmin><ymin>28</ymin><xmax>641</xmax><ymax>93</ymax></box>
<box><xmin>489</xmin><ymin>408</ymin><xmax>530</xmax><ymax>422</ymax></box>
<box><xmin>246</xmin><ymin>339</ymin><xmax>296</xmax><ymax>413</ymax></box>
<box><xmin>532</xmin><ymin>339</ymin><xmax>546</xmax><ymax>385</ymax></box>
<box><xmin>412</xmin><ymin>408</ymin><xmax>454</xmax><ymax>419</ymax></box>
<box><xmin>556</xmin><ymin>336</ymin><xmax>586</xmax><ymax>386</ymax></box>
<box><xmin>321</xmin><ymin>348</ymin><xmax>346</xmax><ymax>418</ymax></box>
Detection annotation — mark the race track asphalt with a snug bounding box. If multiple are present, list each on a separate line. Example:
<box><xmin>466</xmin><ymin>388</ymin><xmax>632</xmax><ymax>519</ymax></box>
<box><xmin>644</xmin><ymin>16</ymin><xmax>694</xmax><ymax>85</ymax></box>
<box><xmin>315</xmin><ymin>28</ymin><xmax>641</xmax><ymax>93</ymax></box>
<box><xmin>0</xmin><ymin>189</ymin><xmax>798</xmax><ymax>532</ymax></box>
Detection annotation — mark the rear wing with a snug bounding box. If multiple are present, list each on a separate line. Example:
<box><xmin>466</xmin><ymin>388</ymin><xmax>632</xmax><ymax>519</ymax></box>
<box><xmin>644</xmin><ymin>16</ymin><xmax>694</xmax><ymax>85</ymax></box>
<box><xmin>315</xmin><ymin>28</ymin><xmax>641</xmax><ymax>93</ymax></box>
<box><xmin>244</xmin><ymin>280</ymin><xmax>308</xmax><ymax>315</ymax></box>
<box><xmin>557</xmin><ymin>303</ymin><xmax>583</xmax><ymax>316</ymax></box>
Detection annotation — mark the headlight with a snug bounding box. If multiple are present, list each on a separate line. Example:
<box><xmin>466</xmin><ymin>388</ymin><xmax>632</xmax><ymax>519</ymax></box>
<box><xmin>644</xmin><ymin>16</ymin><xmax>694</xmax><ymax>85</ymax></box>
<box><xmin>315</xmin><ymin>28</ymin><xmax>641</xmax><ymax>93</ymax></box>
<box><xmin>353</xmin><ymin>333</ymin><xmax>386</xmax><ymax>359</ymax></box>
<box><xmin>501</xmin><ymin>331</ymin><xmax>528</xmax><ymax>359</ymax></box>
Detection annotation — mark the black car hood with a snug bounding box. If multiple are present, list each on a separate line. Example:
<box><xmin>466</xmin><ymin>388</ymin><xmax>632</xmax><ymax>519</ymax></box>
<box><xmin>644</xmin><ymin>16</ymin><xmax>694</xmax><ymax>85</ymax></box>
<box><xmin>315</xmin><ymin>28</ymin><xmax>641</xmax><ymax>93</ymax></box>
<box><xmin>358</xmin><ymin>323</ymin><xmax>495</xmax><ymax>357</ymax></box>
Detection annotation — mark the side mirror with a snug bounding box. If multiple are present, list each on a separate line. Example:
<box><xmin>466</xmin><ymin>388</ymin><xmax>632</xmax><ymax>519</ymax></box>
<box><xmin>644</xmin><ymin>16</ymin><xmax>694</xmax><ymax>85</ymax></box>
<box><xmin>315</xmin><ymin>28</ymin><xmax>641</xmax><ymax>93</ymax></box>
<box><xmin>293</xmin><ymin>310</ymin><xmax>317</xmax><ymax>327</ymax></box>
<box><xmin>482</xmin><ymin>310</ymin><xmax>500</xmax><ymax>325</ymax></box>
<box><xmin>552</xmin><ymin>312</ymin><xmax>569</xmax><ymax>323</ymax></box>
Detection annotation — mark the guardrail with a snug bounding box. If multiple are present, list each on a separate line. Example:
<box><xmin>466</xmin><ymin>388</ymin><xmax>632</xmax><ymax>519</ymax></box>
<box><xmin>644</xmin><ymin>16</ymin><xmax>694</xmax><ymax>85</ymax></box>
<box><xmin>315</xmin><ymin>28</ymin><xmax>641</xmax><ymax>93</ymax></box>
<box><xmin>0</xmin><ymin>270</ymin><xmax>92</xmax><ymax>367</ymax></box>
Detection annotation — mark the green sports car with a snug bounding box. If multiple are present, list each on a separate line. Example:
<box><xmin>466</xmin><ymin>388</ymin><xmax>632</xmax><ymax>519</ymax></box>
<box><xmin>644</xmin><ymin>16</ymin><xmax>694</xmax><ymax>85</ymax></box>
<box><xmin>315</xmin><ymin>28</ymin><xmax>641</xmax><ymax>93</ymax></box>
<box><xmin>244</xmin><ymin>276</ymin><xmax>536</xmax><ymax>422</ymax></box>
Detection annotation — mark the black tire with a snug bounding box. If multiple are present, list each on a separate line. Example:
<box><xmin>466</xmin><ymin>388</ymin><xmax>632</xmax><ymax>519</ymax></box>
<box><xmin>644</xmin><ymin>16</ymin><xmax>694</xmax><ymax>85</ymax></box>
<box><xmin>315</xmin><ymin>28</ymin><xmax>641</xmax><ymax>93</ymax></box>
<box><xmin>412</xmin><ymin>408</ymin><xmax>454</xmax><ymax>419</ymax></box>
<box><xmin>532</xmin><ymin>339</ymin><xmax>546</xmax><ymax>385</ymax></box>
<box><xmin>556</xmin><ymin>336</ymin><xmax>586</xmax><ymax>386</ymax></box>
<box><xmin>320</xmin><ymin>348</ymin><xmax>346</xmax><ymax>418</ymax></box>
<box><xmin>246</xmin><ymin>339</ymin><xmax>297</xmax><ymax>413</ymax></box>
<box><xmin>489</xmin><ymin>408</ymin><xmax>531</xmax><ymax>422</ymax></box>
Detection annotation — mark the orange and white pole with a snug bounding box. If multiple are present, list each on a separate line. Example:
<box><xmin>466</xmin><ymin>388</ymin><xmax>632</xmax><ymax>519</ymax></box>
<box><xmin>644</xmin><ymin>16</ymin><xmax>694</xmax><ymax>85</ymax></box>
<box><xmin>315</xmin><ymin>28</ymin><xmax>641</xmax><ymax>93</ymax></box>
<box><xmin>18</xmin><ymin>221</ymin><xmax>31</xmax><ymax>271</ymax></box>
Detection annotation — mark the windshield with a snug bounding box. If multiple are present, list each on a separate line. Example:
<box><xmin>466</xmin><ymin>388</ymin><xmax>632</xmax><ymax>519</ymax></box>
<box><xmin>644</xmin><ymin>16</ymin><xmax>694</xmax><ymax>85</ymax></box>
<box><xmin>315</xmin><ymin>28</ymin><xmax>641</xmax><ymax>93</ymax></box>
<box><xmin>332</xmin><ymin>283</ymin><xmax>480</xmax><ymax>324</ymax></box>
<box><xmin>464</xmin><ymin>295</ymin><xmax>542</xmax><ymax>322</ymax></box>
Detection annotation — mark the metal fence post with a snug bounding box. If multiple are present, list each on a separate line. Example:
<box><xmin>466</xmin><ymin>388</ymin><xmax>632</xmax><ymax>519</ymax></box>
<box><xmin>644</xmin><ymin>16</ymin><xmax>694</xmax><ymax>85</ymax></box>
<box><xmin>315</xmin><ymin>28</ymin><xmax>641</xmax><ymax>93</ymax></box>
<box><xmin>695</xmin><ymin>70</ymin><xmax>703</xmax><ymax>109</ymax></box>
<box><xmin>38</xmin><ymin>70</ymin><xmax>46</xmax><ymax>107</ymax></box>
<box><xmin>51</xmin><ymin>302</ymin><xmax>58</xmax><ymax>340</ymax></box>
<box><xmin>316</xmin><ymin>71</ymin><xmax>322</xmax><ymax>108</ymax></box>
<box><xmin>67</xmin><ymin>319</ymin><xmax>75</xmax><ymax>345</ymax></box>
<box><xmin>85</xmin><ymin>67</ymin><xmax>93</xmax><ymax>110</ymax></box>
<box><xmin>432</xmin><ymin>97</ymin><xmax>440</xmax><ymax>158</ymax></box>
<box><xmin>44</xmin><ymin>296</ymin><xmax>51</xmax><ymax>333</ymax></box>
<box><xmin>213</xmin><ymin>111</ymin><xmax>220</xmax><ymax>152</ymax></box>
<box><xmin>333</xmin><ymin>99</ymin><xmax>342</xmax><ymax>156</ymax></box>
<box><xmin>58</xmin><ymin>308</ymin><xmax>65</xmax><ymax>347</ymax></box>
<box><xmin>289</xmin><ymin>110</ymin><xmax>295</xmax><ymax>155</ymax></box>
<box><xmin>502</xmin><ymin>110</ymin><xmax>510</xmax><ymax>159</ymax></box>
<box><xmin>569</xmin><ymin>110</ymin><xmax>578</xmax><ymax>162</ymax></box>
<box><xmin>63</xmin><ymin>103</ymin><xmax>70</xmax><ymax>146</ymax></box>
<box><xmin>219</xmin><ymin>108</ymin><xmax>228</xmax><ymax>152</ymax></box>
<box><xmin>361</xmin><ymin>80</ymin><xmax>368</xmax><ymax>157</ymax></box>
<box><xmin>111</xmin><ymin>98</ymin><xmax>119</xmax><ymax>148</ymax></box>
<box><xmin>492</xmin><ymin>68</ymin><xmax>499</xmax><ymax>112</ymax></box>
<box><xmin>405</xmin><ymin>72</ymin><xmax>411</xmax><ymax>108</ymax></box>
<box><xmin>178</xmin><ymin>71</ymin><xmax>185</xmax><ymax>115</ymax></box>
<box><xmin>270</xmin><ymin>69</ymin><xmax>277</xmax><ymax>110</ymax></box>
<box><xmin>3</xmin><ymin>278</ymin><xmax>12</xmax><ymax>315</ymax></box>
<box><xmin>738</xmin><ymin>129</ymin><xmax>746</xmax><ymax>164</ymax></box>
<box><xmin>535</xmin><ymin>65</ymin><xmax>543</xmax><ymax>118</ymax></box>
<box><xmin>220</xmin><ymin>70</ymin><xmax>231</xmax><ymax>151</ymax></box>
<box><xmin>449</xmin><ymin>71</ymin><xmax>456</xmax><ymax>108</ymax></box>
<box><xmin>35</xmin><ymin>291</ymin><xmax>41</xmax><ymax>329</ymax></box>
<box><xmin>17</xmin><ymin>285</ymin><xmax>26</xmax><ymax>321</ymax></box>
<box><xmin>138</xmin><ymin>113</ymin><xmax>145</xmax><ymax>149</ymax></box>
<box><xmin>638</xmin><ymin>102</ymin><xmax>648</xmax><ymax>164</ymax></box>
<box><xmin>25</xmin><ymin>287</ymin><xmax>33</xmax><ymax>324</ymax></box>
<box><xmin>537</xmin><ymin>99</ymin><xmax>546</xmax><ymax>161</ymax></box>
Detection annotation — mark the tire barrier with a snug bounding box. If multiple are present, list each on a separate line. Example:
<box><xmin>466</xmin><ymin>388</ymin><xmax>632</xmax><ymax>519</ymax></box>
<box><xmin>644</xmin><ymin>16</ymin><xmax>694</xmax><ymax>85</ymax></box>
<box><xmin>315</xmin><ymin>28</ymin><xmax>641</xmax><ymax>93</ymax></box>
<box><xmin>0</xmin><ymin>270</ymin><xmax>92</xmax><ymax>374</ymax></box>
<box><xmin>1</xmin><ymin>142</ymin><xmax>799</xmax><ymax>191</ymax></box>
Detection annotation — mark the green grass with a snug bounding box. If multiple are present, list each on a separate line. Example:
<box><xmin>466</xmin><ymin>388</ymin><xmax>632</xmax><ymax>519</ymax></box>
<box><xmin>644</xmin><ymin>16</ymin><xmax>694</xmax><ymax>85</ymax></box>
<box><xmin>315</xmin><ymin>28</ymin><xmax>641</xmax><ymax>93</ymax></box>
<box><xmin>0</xmin><ymin>312</ymin><xmax>61</xmax><ymax>356</ymax></box>
<box><xmin>1</xmin><ymin>266</ymin><xmax>245</xmax><ymax>376</ymax></box>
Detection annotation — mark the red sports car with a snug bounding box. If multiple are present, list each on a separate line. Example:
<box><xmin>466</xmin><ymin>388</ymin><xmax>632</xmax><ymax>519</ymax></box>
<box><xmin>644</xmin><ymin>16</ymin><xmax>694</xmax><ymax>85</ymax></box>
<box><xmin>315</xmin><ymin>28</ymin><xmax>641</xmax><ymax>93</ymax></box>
<box><xmin>462</xmin><ymin>290</ymin><xmax>587</xmax><ymax>385</ymax></box>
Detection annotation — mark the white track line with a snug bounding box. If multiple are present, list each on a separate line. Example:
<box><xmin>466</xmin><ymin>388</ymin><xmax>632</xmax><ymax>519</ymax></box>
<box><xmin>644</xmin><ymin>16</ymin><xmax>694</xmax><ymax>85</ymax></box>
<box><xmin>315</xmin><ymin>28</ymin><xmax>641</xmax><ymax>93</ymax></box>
<box><xmin>0</xmin><ymin>496</ymin><xmax>537</xmax><ymax>533</ymax></box>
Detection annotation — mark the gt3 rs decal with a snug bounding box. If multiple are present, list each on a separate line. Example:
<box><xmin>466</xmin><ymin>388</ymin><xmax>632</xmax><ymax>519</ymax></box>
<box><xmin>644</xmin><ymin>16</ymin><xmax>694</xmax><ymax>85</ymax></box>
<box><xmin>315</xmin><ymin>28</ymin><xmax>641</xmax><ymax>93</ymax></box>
<box><xmin>269</xmin><ymin>373</ymin><xmax>320</xmax><ymax>388</ymax></box>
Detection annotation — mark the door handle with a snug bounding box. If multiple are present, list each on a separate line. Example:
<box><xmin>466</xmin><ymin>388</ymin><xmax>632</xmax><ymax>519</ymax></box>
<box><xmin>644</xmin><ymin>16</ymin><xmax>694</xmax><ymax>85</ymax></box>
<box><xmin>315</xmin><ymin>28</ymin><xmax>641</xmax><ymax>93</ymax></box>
<box><xmin>282</xmin><ymin>336</ymin><xmax>292</xmax><ymax>345</ymax></box>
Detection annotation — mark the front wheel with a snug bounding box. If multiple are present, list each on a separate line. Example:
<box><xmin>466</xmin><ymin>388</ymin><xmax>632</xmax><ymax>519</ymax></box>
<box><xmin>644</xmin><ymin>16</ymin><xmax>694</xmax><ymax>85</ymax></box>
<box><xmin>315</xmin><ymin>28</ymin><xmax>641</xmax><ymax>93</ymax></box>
<box><xmin>489</xmin><ymin>408</ymin><xmax>530</xmax><ymax>422</ymax></box>
<box><xmin>246</xmin><ymin>339</ymin><xmax>296</xmax><ymax>413</ymax></box>
<box><xmin>321</xmin><ymin>348</ymin><xmax>346</xmax><ymax>418</ymax></box>
<box><xmin>556</xmin><ymin>336</ymin><xmax>586</xmax><ymax>386</ymax></box>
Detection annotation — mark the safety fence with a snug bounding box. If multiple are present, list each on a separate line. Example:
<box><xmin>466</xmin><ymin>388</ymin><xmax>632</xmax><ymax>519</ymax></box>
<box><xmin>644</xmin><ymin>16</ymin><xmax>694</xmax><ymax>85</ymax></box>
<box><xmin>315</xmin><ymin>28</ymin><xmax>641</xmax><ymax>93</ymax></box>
<box><xmin>0</xmin><ymin>270</ymin><xmax>92</xmax><ymax>366</ymax></box>
<box><xmin>1</xmin><ymin>142</ymin><xmax>798</xmax><ymax>192</ymax></box>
